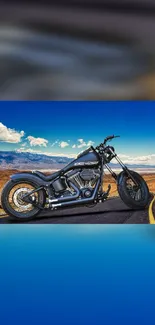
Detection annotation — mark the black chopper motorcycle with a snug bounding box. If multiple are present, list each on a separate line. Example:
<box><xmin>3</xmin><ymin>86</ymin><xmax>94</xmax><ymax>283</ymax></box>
<box><xmin>1</xmin><ymin>135</ymin><xmax>150</xmax><ymax>220</ymax></box>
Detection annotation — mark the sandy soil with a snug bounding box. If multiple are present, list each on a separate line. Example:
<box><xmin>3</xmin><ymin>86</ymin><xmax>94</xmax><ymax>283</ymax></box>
<box><xmin>103</xmin><ymin>173</ymin><xmax>155</xmax><ymax>196</ymax></box>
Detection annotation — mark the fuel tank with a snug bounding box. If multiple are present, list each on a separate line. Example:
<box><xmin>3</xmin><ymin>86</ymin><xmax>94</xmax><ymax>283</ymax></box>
<box><xmin>63</xmin><ymin>148</ymin><xmax>100</xmax><ymax>173</ymax></box>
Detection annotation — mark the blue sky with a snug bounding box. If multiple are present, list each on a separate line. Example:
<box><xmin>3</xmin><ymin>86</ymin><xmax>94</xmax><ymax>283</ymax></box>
<box><xmin>0</xmin><ymin>101</ymin><xmax>155</xmax><ymax>165</ymax></box>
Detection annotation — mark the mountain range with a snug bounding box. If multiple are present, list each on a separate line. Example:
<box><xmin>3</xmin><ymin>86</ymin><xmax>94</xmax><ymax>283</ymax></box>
<box><xmin>0</xmin><ymin>151</ymin><xmax>72</xmax><ymax>170</ymax></box>
<box><xmin>0</xmin><ymin>151</ymin><xmax>154</xmax><ymax>170</ymax></box>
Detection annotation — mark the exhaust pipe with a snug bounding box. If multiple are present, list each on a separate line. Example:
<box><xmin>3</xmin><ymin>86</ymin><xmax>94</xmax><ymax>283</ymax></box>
<box><xmin>49</xmin><ymin>182</ymin><xmax>80</xmax><ymax>204</ymax></box>
<box><xmin>51</xmin><ymin>178</ymin><xmax>100</xmax><ymax>209</ymax></box>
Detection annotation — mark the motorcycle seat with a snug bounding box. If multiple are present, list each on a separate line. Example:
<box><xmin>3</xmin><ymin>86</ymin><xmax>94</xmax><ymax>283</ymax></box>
<box><xmin>32</xmin><ymin>170</ymin><xmax>60</xmax><ymax>181</ymax></box>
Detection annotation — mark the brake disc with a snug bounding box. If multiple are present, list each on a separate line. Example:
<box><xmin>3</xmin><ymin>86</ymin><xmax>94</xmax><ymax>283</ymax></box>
<box><xmin>13</xmin><ymin>188</ymin><xmax>33</xmax><ymax>210</ymax></box>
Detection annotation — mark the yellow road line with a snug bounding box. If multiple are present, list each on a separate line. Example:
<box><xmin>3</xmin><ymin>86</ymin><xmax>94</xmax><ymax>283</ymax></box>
<box><xmin>149</xmin><ymin>197</ymin><xmax>155</xmax><ymax>224</ymax></box>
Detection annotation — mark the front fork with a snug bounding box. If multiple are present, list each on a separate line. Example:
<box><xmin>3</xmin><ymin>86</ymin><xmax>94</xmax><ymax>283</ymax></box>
<box><xmin>105</xmin><ymin>148</ymin><xmax>139</xmax><ymax>186</ymax></box>
<box><xmin>115</xmin><ymin>156</ymin><xmax>139</xmax><ymax>186</ymax></box>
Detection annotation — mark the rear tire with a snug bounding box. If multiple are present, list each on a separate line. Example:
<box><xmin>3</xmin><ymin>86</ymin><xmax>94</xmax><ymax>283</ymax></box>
<box><xmin>1</xmin><ymin>180</ymin><xmax>45</xmax><ymax>220</ymax></box>
<box><xmin>117</xmin><ymin>171</ymin><xmax>150</xmax><ymax>210</ymax></box>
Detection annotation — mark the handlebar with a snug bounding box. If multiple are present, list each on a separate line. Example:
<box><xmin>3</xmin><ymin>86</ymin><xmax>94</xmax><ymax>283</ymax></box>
<box><xmin>103</xmin><ymin>135</ymin><xmax>120</xmax><ymax>144</ymax></box>
<box><xmin>95</xmin><ymin>135</ymin><xmax>120</xmax><ymax>151</ymax></box>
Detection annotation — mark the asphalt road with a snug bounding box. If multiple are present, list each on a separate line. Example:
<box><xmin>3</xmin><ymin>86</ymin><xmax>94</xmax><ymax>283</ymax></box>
<box><xmin>0</xmin><ymin>198</ymin><xmax>149</xmax><ymax>224</ymax></box>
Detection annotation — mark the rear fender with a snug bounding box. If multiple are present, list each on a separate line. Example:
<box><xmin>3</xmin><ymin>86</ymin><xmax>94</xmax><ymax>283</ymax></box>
<box><xmin>10</xmin><ymin>173</ymin><xmax>47</xmax><ymax>187</ymax></box>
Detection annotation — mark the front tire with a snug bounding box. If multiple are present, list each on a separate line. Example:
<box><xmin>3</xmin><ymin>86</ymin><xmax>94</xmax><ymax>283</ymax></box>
<box><xmin>1</xmin><ymin>180</ymin><xmax>45</xmax><ymax>220</ymax></box>
<box><xmin>117</xmin><ymin>171</ymin><xmax>150</xmax><ymax>210</ymax></box>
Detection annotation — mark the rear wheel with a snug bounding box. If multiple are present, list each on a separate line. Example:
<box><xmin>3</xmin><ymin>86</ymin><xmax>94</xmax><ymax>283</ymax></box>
<box><xmin>117</xmin><ymin>171</ymin><xmax>150</xmax><ymax>210</ymax></box>
<box><xmin>1</xmin><ymin>180</ymin><xmax>45</xmax><ymax>220</ymax></box>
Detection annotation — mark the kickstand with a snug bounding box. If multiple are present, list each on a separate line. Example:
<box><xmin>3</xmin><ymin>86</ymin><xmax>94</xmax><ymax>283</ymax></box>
<box><xmin>101</xmin><ymin>184</ymin><xmax>111</xmax><ymax>200</ymax></box>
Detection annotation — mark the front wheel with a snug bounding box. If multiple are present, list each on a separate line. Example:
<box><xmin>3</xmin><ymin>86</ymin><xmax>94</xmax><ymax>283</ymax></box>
<box><xmin>1</xmin><ymin>180</ymin><xmax>46</xmax><ymax>220</ymax></box>
<box><xmin>117</xmin><ymin>170</ymin><xmax>150</xmax><ymax>210</ymax></box>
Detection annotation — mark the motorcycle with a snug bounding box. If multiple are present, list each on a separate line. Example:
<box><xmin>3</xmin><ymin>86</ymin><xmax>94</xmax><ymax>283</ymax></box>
<box><xmin>1</xmin><ymin>135</ymin><xmax>150</xmax><ymax>220</ymax></box>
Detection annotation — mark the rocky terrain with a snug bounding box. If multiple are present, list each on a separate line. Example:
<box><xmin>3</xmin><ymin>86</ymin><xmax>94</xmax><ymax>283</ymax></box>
<box><xmin>0</xmin><ymin>151</ymin><xmax>72</xmax><ymax>170</ymax></box>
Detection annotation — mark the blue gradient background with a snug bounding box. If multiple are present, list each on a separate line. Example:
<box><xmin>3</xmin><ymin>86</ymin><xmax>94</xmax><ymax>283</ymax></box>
<box><xmin>1</xmin><ymin>225</ymin><xmax>155</xmax><ymax>324</ymax></box>
<box><xmin>1</xmin><ymin>101</ymin><xmax>155</xmax><ymax>324</ymax></box>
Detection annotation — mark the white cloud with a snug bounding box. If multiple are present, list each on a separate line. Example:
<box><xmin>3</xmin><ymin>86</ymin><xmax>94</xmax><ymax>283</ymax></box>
<box><xmin>87</xmin><ymin>140</ymin><xmax>94</xmax><ymax>146</ymax></box>
<box><xmin>113</xmin><ymin>154</ymin><xmax>155</xmax><ymax>166</ymax></box>
<box><xmin>77</xmin><ymin>139</ymin><xmax>86</xmax><ymax>148</ymax></box>
<box><xmin>0</xmin><ymin>122</ymin><xmax>24</xmax><ymax>143</ymax></box>
<box><xmin>16</xmin><ymin>147</ymin><xmax>75</xmax><ymax>158</ymax></box>
<box><xmin>27</xmin><ymin>136</ymin><xmax>48</xmax><ymax>147</ymax></box>
<box><xmin>72</xmin><ymin>139</ymin><xmax>94</xmax><ymax>149</ymax></box>
<box><xmin>51</xmin><ymin>140</ymin><xmax>59</xmax><ymax>147</ymax></box>
<box><xmin>59</xmin><ymin>141</ymin><xmax>69</xmax><ymax>148</ymax></box>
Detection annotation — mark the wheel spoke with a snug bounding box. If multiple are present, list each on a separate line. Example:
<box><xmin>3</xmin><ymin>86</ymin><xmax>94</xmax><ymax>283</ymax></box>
<box><xmin>126</xmin><ymin>177</ymin><xmax>143</xmax><ymax>201</ymax></box>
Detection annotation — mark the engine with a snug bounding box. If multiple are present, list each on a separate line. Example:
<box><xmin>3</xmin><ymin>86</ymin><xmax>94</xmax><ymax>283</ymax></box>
<box><xmin>66</xmin><ymin>169</ymin><xmax>100</xmax><ymax>197</ymax></box>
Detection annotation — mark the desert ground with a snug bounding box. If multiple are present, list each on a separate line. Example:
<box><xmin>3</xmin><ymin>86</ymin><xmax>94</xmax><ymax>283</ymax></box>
<box><xmin>0</xmin><ymin>169</ymin><xmax>155</xmax><ymax>215</ymax></box>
